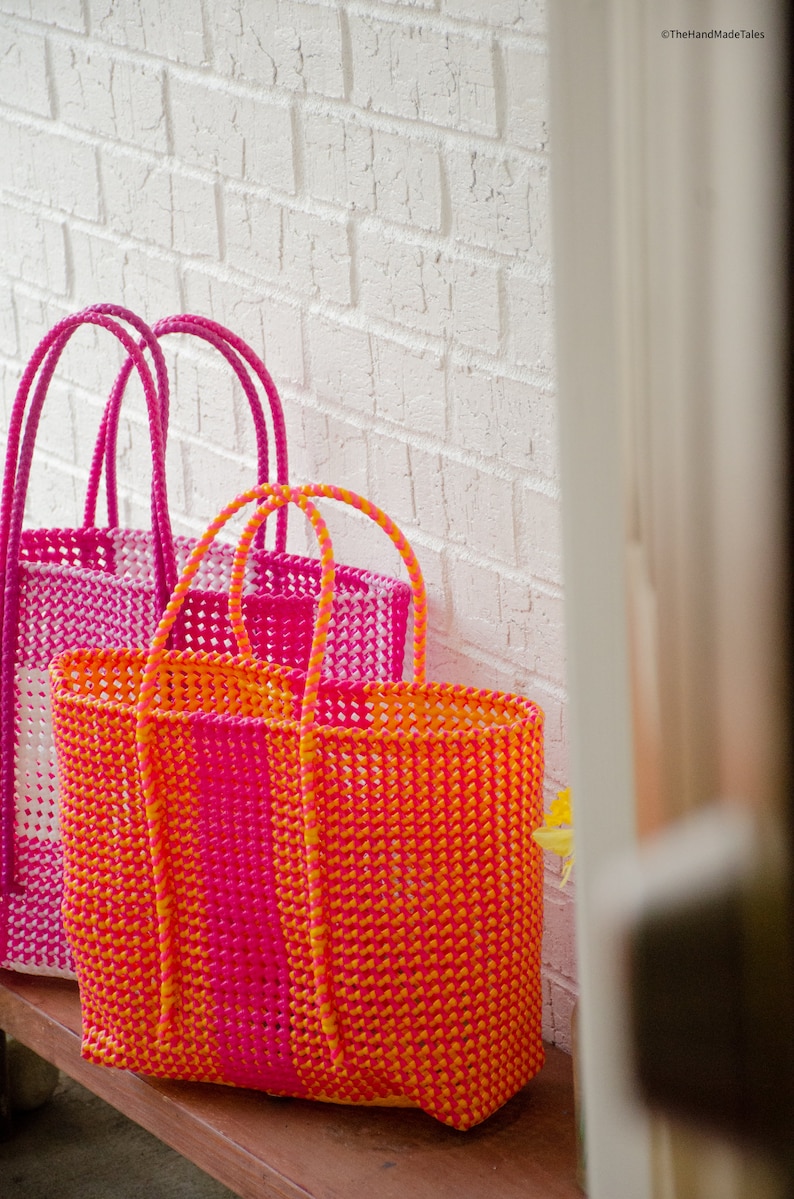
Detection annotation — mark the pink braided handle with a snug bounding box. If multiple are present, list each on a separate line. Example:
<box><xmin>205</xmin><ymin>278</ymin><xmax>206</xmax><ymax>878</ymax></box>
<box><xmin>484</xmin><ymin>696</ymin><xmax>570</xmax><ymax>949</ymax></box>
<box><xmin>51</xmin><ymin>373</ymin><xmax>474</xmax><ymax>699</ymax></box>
<box><xmin>0</xmin><ymin>306</ymin><xmax>174</xmax><ymax>894</ymax></box>
<box><xmin>134</xmin><ymin>483</ymin><xmax>427</xmax><ymax>1060</ymax></box>
<box><xmin>84</xmin><ymin>315</ymin><xmax>290</xmax><ymax>552</ymax></box>
<box><xmin>0</xmin><ymin>305</ymin><xmax>172</xmax><ymax>599</ymax></box>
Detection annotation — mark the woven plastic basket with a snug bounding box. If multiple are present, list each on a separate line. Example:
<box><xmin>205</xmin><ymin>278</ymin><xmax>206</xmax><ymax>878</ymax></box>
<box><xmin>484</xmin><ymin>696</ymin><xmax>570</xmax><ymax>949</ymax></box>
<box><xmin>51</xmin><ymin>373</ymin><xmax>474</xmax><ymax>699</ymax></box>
<box><xmin>1</xmin><ymin>313</ymin><xmax>410</xmax><ymax>977</ymax></box>
<box><xmin>51</xmin><ymin>483</ymin><xmax>545</xmax><ymax>1129</ymax></box>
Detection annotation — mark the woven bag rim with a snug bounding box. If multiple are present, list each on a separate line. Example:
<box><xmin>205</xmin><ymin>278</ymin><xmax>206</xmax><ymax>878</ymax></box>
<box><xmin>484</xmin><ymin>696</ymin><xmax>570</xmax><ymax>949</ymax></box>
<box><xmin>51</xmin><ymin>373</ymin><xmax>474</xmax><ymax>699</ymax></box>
<box><xmin>18</xmin><ymin>552</ymin><xmax>403</xmax><ymax>601</ymax></box>
<box><xmin>19</xmin><ymin>527</ymin><xmax>410</xmax><ymax>598</ymax></box>
<box><xmin>50</xmin><ymin>645</ymin><xmax>544</xmax><ymax>741</ymax></box>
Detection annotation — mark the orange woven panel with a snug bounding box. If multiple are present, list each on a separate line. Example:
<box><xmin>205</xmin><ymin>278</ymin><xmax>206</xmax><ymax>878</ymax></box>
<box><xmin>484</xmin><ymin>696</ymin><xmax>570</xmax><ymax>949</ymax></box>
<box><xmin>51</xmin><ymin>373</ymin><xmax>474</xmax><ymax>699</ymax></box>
<box><xmin>273</xmin><ymin>684</ymin><xmax>546</xmax><ymax>1126</ymax></box>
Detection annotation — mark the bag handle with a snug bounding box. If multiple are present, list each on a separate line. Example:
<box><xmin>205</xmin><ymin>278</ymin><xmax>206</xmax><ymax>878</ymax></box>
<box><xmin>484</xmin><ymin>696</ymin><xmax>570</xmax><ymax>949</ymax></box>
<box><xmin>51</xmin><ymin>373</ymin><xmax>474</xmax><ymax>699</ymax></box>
<box><xmin>135</xmin><ymin>482</ymin><xmax>427</xmax><ymax>1062</ymax></box>
<box><xmin>84</xmin><ymin>315</ymin><xmax>290</xmax><ymax>553</ymax></box>
<box><xmin>1</xmin><ymin>307</ymin><xmax>174</xmax><ymax>895</ymax></box>
<box><xmin>0</xmin><ymin>304</ymin><xmax>172</xmax><ymax>602</ymax></box>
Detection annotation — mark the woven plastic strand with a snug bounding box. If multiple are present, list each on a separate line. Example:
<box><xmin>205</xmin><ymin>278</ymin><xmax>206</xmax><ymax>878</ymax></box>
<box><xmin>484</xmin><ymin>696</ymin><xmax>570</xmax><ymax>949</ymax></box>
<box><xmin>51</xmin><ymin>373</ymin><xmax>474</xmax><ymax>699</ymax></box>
<box><xmin>7</xmin><ymin>319</ymin><xmax>173</xmax><ymax>596</ymax></box>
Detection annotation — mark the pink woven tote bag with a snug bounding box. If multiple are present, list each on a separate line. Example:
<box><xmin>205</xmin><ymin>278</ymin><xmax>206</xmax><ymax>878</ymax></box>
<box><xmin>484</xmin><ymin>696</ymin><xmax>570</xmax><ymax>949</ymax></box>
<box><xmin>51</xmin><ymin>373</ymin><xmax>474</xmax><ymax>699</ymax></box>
<box><xmin>51</xmin><ymin>483</ymin><xmax>546</xmax><ymax>1130</ymax></box>
<box><xmin>0</xmin><ymin>304</ymin><xmax>295</xmax><ymax>976</ymax></box>
<box><xmin>1</xmin><ymin>311</ymin><xmax>411</xmax><ymax>977</ymax></box>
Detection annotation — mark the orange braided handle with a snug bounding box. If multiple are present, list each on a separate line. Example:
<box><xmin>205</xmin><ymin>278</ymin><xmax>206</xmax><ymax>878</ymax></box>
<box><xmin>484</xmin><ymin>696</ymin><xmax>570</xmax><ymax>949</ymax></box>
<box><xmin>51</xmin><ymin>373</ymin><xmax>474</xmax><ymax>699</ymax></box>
<box><xmin>136</xmin><ymin>483</ymin><xmax>427</xmax><ymax>1057</ymax></box>
<box><xmin>228</xmin><ymin>483</ymin><xmax>427</xmax><ymax>682</ymax></box>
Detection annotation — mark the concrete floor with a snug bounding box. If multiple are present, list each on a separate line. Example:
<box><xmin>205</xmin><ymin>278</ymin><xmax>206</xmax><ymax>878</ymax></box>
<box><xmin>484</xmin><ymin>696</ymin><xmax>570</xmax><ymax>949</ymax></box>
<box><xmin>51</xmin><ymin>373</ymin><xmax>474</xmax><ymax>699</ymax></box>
<box><xmin>0</xmin><ymin>1071</ymin><xmax>237</xmax><ymax>1199</ymax></box>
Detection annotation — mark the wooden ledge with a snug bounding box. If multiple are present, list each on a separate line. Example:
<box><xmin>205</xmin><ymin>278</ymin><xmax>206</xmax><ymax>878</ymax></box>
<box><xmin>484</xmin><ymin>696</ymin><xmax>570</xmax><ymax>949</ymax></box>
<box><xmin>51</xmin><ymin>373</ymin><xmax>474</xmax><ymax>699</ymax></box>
<box><xmin>0</xmin><ymin>969</ymin><xmax>582</xmax><ymax>1199</ymax></box>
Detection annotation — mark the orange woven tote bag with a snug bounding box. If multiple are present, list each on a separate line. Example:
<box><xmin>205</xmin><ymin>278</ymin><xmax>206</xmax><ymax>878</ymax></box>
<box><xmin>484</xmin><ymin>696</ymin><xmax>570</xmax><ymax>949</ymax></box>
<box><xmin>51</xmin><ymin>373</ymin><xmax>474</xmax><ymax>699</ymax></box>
<box><xmin>50</xmin><ymin>483</ymin><xmax>545</xmax><ymax>1129</ymax></box>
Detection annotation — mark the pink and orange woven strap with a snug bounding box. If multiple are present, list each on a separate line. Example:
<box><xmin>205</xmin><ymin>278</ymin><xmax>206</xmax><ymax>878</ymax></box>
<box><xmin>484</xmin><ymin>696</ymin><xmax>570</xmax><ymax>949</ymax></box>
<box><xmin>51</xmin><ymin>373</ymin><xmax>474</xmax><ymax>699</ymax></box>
<box><xmin>233</xmin><ymin>493</ymin><xmax>339</xmax><ymax>1056</ymax></box>
<box><xmin>134</xmin><ymin>483</ymin><xmax>428</xmax><ymax>1060</ymax></box>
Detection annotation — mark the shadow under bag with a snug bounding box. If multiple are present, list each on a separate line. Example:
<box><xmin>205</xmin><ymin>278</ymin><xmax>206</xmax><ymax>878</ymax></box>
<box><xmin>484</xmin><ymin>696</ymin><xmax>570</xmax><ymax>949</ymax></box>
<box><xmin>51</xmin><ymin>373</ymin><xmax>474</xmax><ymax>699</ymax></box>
<box><xmin>50</xmin><ymin>483</ymin><xmax>545</xmax><ymax>1130</ymax></box>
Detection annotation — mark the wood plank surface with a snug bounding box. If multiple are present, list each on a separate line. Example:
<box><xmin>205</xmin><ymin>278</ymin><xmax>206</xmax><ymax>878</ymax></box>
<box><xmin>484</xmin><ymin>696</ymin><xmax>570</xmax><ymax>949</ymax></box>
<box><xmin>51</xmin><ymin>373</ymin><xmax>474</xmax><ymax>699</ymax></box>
<box><xmin>0</xmin><ymin>970</ymin><xmax>582</xmax><ymax>1199</ymax></box>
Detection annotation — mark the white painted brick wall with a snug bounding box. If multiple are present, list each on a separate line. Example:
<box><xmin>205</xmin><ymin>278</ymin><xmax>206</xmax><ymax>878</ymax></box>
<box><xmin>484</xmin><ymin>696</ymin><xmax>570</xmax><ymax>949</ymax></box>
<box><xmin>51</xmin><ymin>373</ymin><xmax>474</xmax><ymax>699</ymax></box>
<box><xmin>89</xmin><ymin>0</ymin><xmax>207</xmax><ymax>66</ymax></box>
<box><xmin>302</xmin><ymin>113</ymin><xmax>373</xmax><ymax>210</ymax></box>
<box><xmin>349</xmin><ymin>15</ymin><xmax>498</xmax><ymax>136</ymax></box>
<box><xmin>0</xmin><ymin>0</ymin><xmax>575</xmax><ymax>1052</ymax></box>
<box><xmin>51</xmin><ymin>41</ymin><xmax>168</xmax><ymax>151</ymax></box>
<box><xmin>214</xmin><ymin>0</ymin><xmax>346</xmax><ymax>96</ymax></box>
<box><xmin>0</xmin><ymin>27</ymin><xmax>50</xmax><ymax>116</ymax></box>
<box><xmin>0</xmin><ymin>204</ymin><xmax>69</xmax><ymax>294</ymax></box>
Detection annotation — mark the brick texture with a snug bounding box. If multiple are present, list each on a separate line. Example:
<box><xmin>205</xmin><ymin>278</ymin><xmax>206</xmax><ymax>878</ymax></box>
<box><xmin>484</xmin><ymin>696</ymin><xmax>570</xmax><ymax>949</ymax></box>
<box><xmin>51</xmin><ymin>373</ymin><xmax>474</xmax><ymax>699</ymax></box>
<box><xmin>0</xmin><ymin>0</ymin><xmax>574</xmax><ymax>1048</ymax></box>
